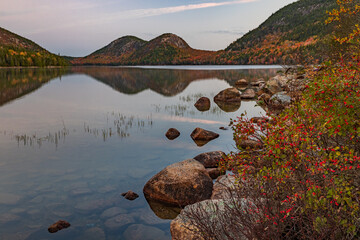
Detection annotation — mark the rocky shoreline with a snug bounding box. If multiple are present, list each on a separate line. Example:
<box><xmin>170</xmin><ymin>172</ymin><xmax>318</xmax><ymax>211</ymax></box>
<box><xmin>141</xmin><ymin>67</ymin><xmax>308</xmax><ymax>239</ymax></box>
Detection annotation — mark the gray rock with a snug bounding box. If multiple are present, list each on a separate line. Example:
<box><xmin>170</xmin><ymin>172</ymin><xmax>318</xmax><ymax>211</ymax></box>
<box><xmin>270</xmin><ymin>92</ymin><xmax>292</xmax><ymax>106</ymax></box>
<box><xmin>171</xmin><ymin>199</ymin><xmax>247</xmax><ymax>240</ymax></box>
<box><xmin>211</xmin><ymin>175</ymin><xmax>236</xmax><ymax>200</ymax></box>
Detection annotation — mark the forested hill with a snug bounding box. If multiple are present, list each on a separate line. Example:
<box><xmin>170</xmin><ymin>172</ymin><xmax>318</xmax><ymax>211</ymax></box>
<box><xmin>220</xmin><ymin>0</ymin><xmax>337</xmax><ymax>64</ymax></box>
<box><xmin>72</xmin><ymin>33</ymin><xmax>216</xmax><ymax>65</ymax></box>
<box><xmin>0</xmin><ymin>27</ymin><xmax>68</xmax><ymax>67</ymax></box>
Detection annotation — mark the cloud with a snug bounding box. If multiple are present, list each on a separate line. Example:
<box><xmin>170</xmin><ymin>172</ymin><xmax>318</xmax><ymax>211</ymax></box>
<box><xmin>117</xmin><ymin>0</ymin><xmax>258</xmax><ymax>19</ymax></box>
<box><xmin>205</xmin><ymin>30</ymin><xmax>245</xmax><ymax>36</ymax></box>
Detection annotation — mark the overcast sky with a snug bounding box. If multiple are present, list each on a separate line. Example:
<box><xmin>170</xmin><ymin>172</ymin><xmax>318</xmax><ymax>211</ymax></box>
<box><xmin>0</xmin><ymin>0</ymin><xmax>297</xmax><ymax>57</ymax></box>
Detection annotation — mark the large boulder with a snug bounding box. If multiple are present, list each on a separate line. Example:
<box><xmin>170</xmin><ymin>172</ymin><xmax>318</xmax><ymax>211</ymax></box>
<box><xmin>214</xmin><ymin>88</ymin><xmax>241</xmax><ymax>103</ymax></box>
<box><xmin>143</xmin><ymin>159</ymin><xmax>213</xmax><ymax>207</ymax></box>
<box><xmin>194</xmin><ymin>97</ymin><xmax>210</xmax><ymax>112</ymax></box>
<box><xmin>211</xmin><ymin>175</ymin><xmax>236</xmax><ymax>200</ymax></box>
<box><xmin>190</xmin><ymin>128</ymin><xmax>219</xmax><ymax>146</ymax></box>
<box><xmin>194</xmin><ymin>151</ymin><xmax>225</xmax><ymax>168</ymax></box>
<box><xmin>240</xmin><ymin>88</ymin><xmax>256</xmax><ymax>99</ymax></box>
<box><xmin>171</xmin><ymin>199</ymin><xmax>247</xmax><ymax>240</ymax></box>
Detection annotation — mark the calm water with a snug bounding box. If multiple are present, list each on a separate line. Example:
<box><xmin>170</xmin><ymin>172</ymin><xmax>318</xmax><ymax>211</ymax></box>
<box><xmin>0</xmin><ymin>66</ymin><xmax>279</xmax><ymax>240</ymax></box>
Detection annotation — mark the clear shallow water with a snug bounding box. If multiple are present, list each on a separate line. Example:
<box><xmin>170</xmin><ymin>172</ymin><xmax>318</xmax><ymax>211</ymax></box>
<box><xmin>0</xmin><ymin>66</ymin><xmax>279</xmax><ymax>240</ymax></box>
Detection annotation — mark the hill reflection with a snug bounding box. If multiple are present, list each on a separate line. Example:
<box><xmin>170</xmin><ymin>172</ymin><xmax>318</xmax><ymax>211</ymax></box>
<box><xmin>0</xmin><ymin>67</ymin><xmax>279</xmax><ymax>106</ymax></box>
<box><xmin>73</xmin><ymin>67</ymin><xmax>279</xmax><ymax>96</ymax></box>
<box><xmin>0</xmin><ymin>68</ymin><xmax>69</xmax><ymax>106</ymax></box>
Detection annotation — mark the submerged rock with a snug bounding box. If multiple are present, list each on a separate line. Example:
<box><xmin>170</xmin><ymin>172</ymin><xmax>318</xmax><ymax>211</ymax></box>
<box><xmin>100</xmin><ymin>207</ymin><xmax>127</xmax><ymax>219</ymax></box>
<box><xmin>48</xmin><ymin>220</ymin><xmax>71</xmax><ymax>233</ymax></box>
<box><xmin>143</xmin><ymin>159</ymin><xmax>213</xmax><ymax>207</ymax></box>
<box><xmin>124</xmin><ymin>224</ymin><xmax>168</xmax><ymax>240</ymax></box>
<box><xmin>104</xmin><ymin>214</ymin><xmax>135</xmax><ymax>230</ymax></box>
<box><xmin>165</xmin><ymin>128</ymin><xmax>180</xmax><ymax>140</ymax></box>
<box><xmin>194</xmin><ymin>151</ymin><xmax>225</xmax><ymax>168</ymax></box>
<box><xmin>194</xmin><ymin>97</ymin><xmax>210</xmax><ymax>111</ymax></box>
<box><xmin>79</xmin><ymin>227</ymin><xmax>106</xmax><ymax>240</ymax></box>
<box><xmin>121</xmin><ymin>191</ymin><xmax>139</xmax><ymax>201</ymax></box>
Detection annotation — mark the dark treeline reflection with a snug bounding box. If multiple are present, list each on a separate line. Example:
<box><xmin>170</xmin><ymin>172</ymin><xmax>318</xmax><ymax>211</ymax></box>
<box><xmin>73</xmin><ymin>67</ymin><xmax>279</xmax><ymax>96</ymax></box>
<box><xmin>0</xmin><ymin>67</ymin><xmax>280</xmax><ymax>106</ymax></box>
<box><xmin>0</xmin><ymin>67</ymin><xmax>69</xmax><ymax>106</ymax></box>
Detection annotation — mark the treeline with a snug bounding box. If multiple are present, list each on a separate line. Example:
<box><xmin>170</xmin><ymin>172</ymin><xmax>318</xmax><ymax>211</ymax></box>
<box><xmin>0</xmin><ymin>46</ymin><xmax>68</xmax><ymax>67</ymax></box>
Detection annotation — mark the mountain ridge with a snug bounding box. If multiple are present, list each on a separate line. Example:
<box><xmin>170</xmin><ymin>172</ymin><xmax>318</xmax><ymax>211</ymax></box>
<box><xmin>72</xmin><ymin>33</ymin><xmax>216</xmax><ymax>65</ymax></box>
<box><xmin>0</xmin><ymin>27</ymin><xmax>68</xmax><ymax>67</ymax></box>
<box><xmin>0</xmin><ymin>0</ymin><xmax>337</xmax><ymax>66</ymax></box>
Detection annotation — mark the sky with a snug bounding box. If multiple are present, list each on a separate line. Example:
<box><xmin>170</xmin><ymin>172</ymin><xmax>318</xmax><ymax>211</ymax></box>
<box><xmin>0</xmin><ymin>0</ymin><xmax>297</xmax><ymax>57</ymax></box>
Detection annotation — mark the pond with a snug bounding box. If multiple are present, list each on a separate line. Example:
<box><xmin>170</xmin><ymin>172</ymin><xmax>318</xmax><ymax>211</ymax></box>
<box><xmin>0</xmin><ymin>66</ymin><xmax>280</xmax><ymax>240</ymax></box>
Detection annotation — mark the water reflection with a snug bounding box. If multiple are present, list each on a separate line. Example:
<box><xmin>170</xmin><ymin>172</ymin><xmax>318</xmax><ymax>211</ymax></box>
<box><xmin>73</xmin><ymin>66</ymin><xmax>278</xmax><ymax>96</ymax></box>
<box><xmin>0</xmin><ymin>112</ymin><xmax>154</xmax><ymax>148</ymax></box>
<box><xmin>0</xmin><ymin>67</ymin><xmax>278</xmax><ymax>106</ymax></box>
<box><xmin>0</xmin><ymin>68</ymin><xmax>68</xmax><ymax>106</ymax></box>
<box><xmin>0</xmin><ymin>66</ymin><xmax>277</xmax><ymax>240</ymax></box>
